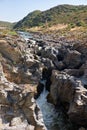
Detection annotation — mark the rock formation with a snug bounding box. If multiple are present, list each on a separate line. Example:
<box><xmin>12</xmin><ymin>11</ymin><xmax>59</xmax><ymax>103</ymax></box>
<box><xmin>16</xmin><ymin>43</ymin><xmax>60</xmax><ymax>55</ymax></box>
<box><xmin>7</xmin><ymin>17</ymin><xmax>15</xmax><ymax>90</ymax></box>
<box><xmin>1</xmin><ymin>31</ymin><xmax>87</xmax><ymax>130</ymax></box>
<box><xmin>30</xmin><ymin>33</ymin><xmax>87</xmax><ymax>129</ymax></box>
<box><xmin>36</xmin><ymin>34</ymin><xmax>87</xmax><ymax>128</ymax></box>
<box><xmin>0</xmin><ymin>34</ymin><xmax>46</xmax><ymax>130</ymax></box>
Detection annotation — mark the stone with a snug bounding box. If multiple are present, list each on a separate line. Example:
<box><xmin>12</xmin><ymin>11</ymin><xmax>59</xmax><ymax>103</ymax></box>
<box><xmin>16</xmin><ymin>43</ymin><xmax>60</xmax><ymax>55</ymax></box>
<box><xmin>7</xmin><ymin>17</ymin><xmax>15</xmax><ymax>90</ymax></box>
<box><xmin>2</xmin><ymin>30</ymin><xmax>87</xmax><ymax>129</ymax></box>
<box><xmin>49</xmin><ymin>70</ymin><xmax>87</xmax><ymax>126</ymax></box>
<box><xmin>56</xmin><ymin>61</ymin><xmax>65</xmax><ymax>70</ymax></box>
<box><xmin>63</xmin><ymin>49</ymin><xmax>82</xmax><ymax>69</ymax></box>
<box><xmin>41</xmin><ymin>46</ymin><xmax>58</xmax><ymax>65</ymax></box>
<box><xmin>0</xmin><ymin>34</ymin><xmax>46</xmax><ymax>130</ymax></box>
<box><xmin>11</xmin><ymin>117</ymin><xmax>22</xmax><ymax>126</ymax></box>
<box><xmin>0</xmin><ymin>40</ymin><xmax>21</xmax><ymax>63</ymax></box>
<box><xmin>41</xmin><ymin>58</ymin><xmax>54</xmax><ymax>68</ymax></box>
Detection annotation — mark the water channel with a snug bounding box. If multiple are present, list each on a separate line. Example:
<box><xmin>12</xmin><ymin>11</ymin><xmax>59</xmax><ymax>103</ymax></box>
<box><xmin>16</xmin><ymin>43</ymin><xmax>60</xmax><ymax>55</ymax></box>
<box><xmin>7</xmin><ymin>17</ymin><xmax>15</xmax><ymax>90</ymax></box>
<box><xmin>18</xmin><ymin>31</ymin><xmax>75</xmax><ymax>130</ymax></box>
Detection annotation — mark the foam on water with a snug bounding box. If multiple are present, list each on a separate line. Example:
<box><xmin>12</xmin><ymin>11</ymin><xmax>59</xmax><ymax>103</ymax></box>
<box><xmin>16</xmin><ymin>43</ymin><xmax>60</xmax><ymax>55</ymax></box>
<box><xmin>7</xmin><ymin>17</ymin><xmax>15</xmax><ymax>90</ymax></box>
<box><xmin>36</xmin><ymin>80</ymin><xmax>73</xmax><ymax>130</ymax></box>
<box><xmin>36</xmin><ymin>80</ymin><xmax>60</xmax><ymax>130</ymax></box>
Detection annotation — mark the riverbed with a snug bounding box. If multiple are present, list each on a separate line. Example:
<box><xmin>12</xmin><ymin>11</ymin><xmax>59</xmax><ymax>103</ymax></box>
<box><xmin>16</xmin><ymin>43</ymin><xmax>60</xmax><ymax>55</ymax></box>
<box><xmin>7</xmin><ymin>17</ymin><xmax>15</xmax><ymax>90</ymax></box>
<box><xmin>18</xmin><ymin>31</ymin><xmax>76</xmax><ymax>130</ymax></box>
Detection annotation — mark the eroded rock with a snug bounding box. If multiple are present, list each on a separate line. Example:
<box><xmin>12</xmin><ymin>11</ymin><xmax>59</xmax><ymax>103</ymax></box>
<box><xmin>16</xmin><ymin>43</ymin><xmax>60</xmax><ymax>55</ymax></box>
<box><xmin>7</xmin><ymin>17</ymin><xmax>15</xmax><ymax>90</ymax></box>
<box><xmin>49</xmin><ymin>70</ymin><xmax>87</xmax><ymax>126</ymax></box>
<box><xmin>0</xmin><ymin>63</ymin><xmax>46</xmax><ymax>130</ymax></box>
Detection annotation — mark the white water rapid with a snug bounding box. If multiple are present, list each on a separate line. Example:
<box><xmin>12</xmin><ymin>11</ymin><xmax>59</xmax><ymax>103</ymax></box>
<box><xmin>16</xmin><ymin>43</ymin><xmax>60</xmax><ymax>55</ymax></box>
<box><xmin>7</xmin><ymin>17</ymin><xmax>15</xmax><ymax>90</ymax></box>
<box><xmin>36</xmin><ymin>80</ymin><xmax>65</xmax><ymax>130</ymax></box>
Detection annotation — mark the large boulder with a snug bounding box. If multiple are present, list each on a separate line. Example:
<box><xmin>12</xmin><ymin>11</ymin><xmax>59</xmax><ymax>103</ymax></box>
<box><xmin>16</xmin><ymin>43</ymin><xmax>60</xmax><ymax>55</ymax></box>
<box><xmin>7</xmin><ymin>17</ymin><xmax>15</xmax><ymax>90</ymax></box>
<box><xmin>63</xmin><ymin>49</ymin><xmax>82</xmax><ymax>69</ymax></box>
<box><xmin>41</xmin><ymin>46</ymin><xmax>58</xmax><ymax>66</ymax></box>
<box><xmin>73</xmin><ymin>42</ymin><xmax>87</xmax><ymax>56</ymax></box>
<box><xmin>49</xmin><ymin>70</ymin><xmax>87</xmax><ymax>126</ymax></box>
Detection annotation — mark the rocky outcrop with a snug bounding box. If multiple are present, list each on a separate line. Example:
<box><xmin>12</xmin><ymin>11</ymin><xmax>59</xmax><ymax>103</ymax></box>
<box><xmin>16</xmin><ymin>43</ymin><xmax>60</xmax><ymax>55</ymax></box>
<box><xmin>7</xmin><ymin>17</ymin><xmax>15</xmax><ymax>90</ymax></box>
<box><xmin>0</xmin><ymin>39</ymin><xmax>21</xmax><ymax>63</ymax></box>
<box><xmin>46</xmin><ymin>40</ymin><xmax>87</xmax><ymax>126</ymax></box>
<box><xmin>32</xmin><ymin>33</ymin><xmax>87</xmax><ymax>128</ymax></box>
<box><xmin>0</xmin><ymin>62</ymin><xmax>46</xmax><ymax>130</ymax></box>
<box><xmin>1</xmin><ymin>31</ymin><xmax>87</xmax><ymax>129</ymax></box>
<box><xmin>49</xmin><ymin>70</ymin><xmax>87</xmax><ymax>125</ymax></box>
<box><xmin>63</xmin><ymin>49</ymin><xmax>82</xmax><ymax>69</ymax></box>
<box><xmin>0</xmin><ymin>35</ymin><xmax>46</xmax><ymax>130</ymax></box>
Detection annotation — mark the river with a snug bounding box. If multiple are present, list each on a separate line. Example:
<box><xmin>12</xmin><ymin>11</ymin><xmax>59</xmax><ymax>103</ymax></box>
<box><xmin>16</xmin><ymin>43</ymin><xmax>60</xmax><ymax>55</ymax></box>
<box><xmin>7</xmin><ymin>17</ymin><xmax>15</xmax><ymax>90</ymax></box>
<box><xmin>18</xmin><ymin>31</ymin><xmax>75</xmax><ymax>130</ymax></box>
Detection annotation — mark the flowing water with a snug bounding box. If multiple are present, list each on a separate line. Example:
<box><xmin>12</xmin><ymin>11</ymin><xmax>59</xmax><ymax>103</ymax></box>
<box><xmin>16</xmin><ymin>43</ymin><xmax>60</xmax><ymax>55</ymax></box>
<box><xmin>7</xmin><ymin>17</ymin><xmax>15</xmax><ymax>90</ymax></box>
<box><xmin>17</xmin><ymin>31</ymin><xmax>33</xmax><ymax>41</ymax></box>
<box><xmin>18</xmin><ymin>31</ymin><xmax>74</xmax><ymax>130</ymax></box>
<box><xmin>36</xmin><ymin>87</ymin><xmax>59</xmax><ymax>130</ymax></box>
<box><xmin>36</xmin><ymin>80</ymin><xmax>72</xmax><ymax>130</ymax></box>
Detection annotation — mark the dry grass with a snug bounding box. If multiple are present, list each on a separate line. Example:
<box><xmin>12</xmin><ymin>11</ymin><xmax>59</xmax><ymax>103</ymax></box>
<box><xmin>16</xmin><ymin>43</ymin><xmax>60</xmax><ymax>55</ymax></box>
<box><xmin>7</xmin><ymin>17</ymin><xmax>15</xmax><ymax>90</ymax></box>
<box><xmin>48</xmin><ymin>24</ymin><xmax>68</xmax><ymax>31</ymax></box>
<box><xmin>26</xmin><ymin>24</ymin><xmax>68</xmax><ymax>33</ymax></box>
<box><xmin>64</xmin><ymin>26</ymin><xmax>87</xmax><ymax>41</ymax></box>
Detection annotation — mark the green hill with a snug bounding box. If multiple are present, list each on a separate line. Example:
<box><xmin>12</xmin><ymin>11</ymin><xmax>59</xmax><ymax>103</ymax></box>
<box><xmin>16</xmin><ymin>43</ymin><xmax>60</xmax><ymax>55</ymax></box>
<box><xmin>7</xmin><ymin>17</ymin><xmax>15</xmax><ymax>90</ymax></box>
<box><xmin>13</xmin><ymin>4</ymin><xmax>87</xmax><ymax>30</ymax></box>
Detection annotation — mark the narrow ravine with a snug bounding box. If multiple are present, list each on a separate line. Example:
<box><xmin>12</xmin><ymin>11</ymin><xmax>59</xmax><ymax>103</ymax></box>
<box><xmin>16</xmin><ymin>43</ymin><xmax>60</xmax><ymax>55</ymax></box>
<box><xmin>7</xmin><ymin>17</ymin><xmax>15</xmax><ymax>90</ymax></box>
<box><xmin>36</xmin><ymin>85</ymin><xmax>59</xmax><ymax>130</ymax></box>
<box><xmin>18</xmin><ymin>31</ymin><xmax>76</xmax><ymax>130</ymax></box>
<box><xmin>36</xmin><ymin>80</ymin><xmax>73</xmax><ymax>130</ymax></box>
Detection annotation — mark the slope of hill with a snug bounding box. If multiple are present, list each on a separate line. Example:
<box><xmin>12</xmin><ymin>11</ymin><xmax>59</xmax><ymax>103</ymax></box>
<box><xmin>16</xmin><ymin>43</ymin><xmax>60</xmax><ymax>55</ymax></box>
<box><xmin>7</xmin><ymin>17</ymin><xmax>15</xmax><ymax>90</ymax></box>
<box><xmin>0</xmin><ymin>21</ymin><xmax>13</xmax><ymax>29</ymax></box>
<box><xmin>13</xmin><ymin>10</ymin><xmax>41</xmax><ymax>29</ymax></box>
<box><xmin>13</xmin><ymin>4</ymin><xmax>87</xmax><ymax>30</ymax></box>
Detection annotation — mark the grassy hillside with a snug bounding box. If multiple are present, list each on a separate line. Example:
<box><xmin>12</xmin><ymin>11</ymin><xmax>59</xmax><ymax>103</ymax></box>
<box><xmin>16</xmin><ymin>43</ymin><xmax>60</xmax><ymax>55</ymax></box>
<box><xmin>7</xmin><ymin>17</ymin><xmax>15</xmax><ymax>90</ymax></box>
<box><xmin>13</xmin><ymin>4</ymin><xmax>87</xmax><ymax>30</ymax></box>
<box><xmin>13</xmin><ymin>10</ymin><xmax>41</xmax><ymax>30</ymax></box>
<box><xmin>0</xmin><ymin>21</ymin><xmax>13</xmax><ymax>29</ymax></box>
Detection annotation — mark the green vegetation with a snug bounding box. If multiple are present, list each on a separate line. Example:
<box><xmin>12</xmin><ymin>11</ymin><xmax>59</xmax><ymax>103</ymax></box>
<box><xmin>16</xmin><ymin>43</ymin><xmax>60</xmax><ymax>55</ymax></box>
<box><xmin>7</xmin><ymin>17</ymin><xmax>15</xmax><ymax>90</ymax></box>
<box><xmin>0</xmin><ymin>21</ymin><xmax>17</xmax><ymax>36</ymax></box>
<box><xmin>13</xmin><ymin>10</ymin><xmax>41</xmax><ymax>30</ymax></box>
<box><xmin>13</xmin><ymin>4</ymin><xmax>87</xmax><ymax>30</ymax></box>
<box><xmin>0</xmin><ymin>29</ymin><xmax>17</xmax><ymax>36</ymax></box>
<box><xmin>7</xmin><ymin>30</ymin><xmax>17</xmax><ymax>35</ymax></box>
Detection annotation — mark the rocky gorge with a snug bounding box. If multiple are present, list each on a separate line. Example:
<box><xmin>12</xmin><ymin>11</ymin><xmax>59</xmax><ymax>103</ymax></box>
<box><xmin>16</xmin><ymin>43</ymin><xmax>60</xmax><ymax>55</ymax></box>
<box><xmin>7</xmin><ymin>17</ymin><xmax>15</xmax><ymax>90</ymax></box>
<box><xmin>0</xmin><ymin>33</ymin><xmax>46</xmax><ymax>130</ymax></box>
<box><xmin>0</xmin><ymin>31</ymin><xmax>87</xmax><ymax>130</ymax></box>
